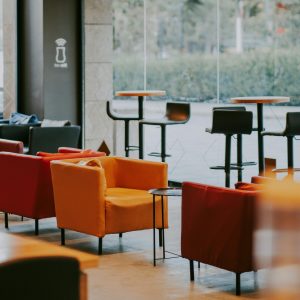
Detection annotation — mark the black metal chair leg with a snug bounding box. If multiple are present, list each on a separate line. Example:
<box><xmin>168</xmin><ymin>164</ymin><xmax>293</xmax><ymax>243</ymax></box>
<box><xmin>198</xmin><ymin>262</ymin><xmax>200</xmax><ymax>269</ymax></box>
<box><xmin>21</xmin><ymin>216</ymin><xmax>24</xmax><ymax>221</ymax></box>
<box><xmin>237</xmin><ymin>134</ymin><xmax>242</xmax><ymax>182</ymax></box>
<box><xmin>189</xmin><ymin>260</ymin><xmax>194</xmax><ymax>281</ymax></box>
<box><xmin>161</xmin><ymin>125</ymin><xmax>166</xmax><ymax>163</ymax></box>
<box><xmin>287</xmin><ymin>136</ymin><xmax>294</xmax><ymax>176</ymax></box>
<box><xmin>119</xmin><ymin>233</ymin><xmax>123</xmax><ymax>238</ymax></box>
<box><xmin>4</xmin><ymin>213</ymin><xmax>8</xmax><ymax>229</ymax></box>
<box><xmin>236</xmin><ymin>273</ymin><xmax>241</xmax><ymax>296</ymax></box>
<box><xmin>125</xmin><ymin>120</ymin><xmax>129</xmax><ymax>157</ymax></box>
<box><xmin>158</xmin><ymin>229</ymin><xmax>163</xmax><ymax>247</ymax></box>
<box><xmin>98</xmin><ymin>237</ymin><xmax>103</xmax><ymax>255</ymax></box>
<box><xmin>139</xmin><ymin>123</ymin><xmax>144</xmax><ymax>159</ymax></box>
<box><xmin>35</xmin><ymin>219</ymin><xmax>39</xmax><ymax>235</ymax></box>
<box><xmin>61</xmin><ymin>228</ymin><xmax>65</xmax><ymax>245</ymax></box>
<box><xmin>225</xmin><ymin>135</ymin><xmax>232</xmax><ymax>188</ymax></box>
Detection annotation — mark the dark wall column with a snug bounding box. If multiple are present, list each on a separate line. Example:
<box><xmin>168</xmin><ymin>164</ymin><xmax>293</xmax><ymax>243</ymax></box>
<box><xmin>17</xmin><ymin>0</ymin><xmax>83</xmax><ymax>125</ymax></box>
<box><xmin>17</xmin><ymin>0</ymin><xmax>44</xmax><ymax>117</ymax></box>
<box><xmin>43</xmin><ymin>0</ymin><xmax>83</xmax><ymax>125</ymax></box>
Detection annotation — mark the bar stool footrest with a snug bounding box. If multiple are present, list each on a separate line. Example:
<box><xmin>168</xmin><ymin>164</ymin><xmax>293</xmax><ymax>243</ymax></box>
<box><xmin>210</xmin><ymin>165</ymin><xmax>243</xmax><ymax>171</ymax></box>
<box><xmin>272</xmin><ymin>167</ymin><xmax>300</xmax><ymax>173</ymax></box>
<box><xmin>148</xmin><ymin>152</ymin><xmax>171</xmax><ymax>158</ymax></box>
<box><xmin>231</xmin><ymin>161</ymin><xmax>257</xmax><ymax>167</ymax></box>
<box><xmin>126</xmin><ymin>145</ymin><xmax>139</xmax><ymax>151</ymax></box>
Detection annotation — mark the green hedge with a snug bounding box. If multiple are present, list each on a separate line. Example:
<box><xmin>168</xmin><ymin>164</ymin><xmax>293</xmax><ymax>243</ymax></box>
<box><xmin>113</xmin><ymin>48</ymin><xmax>300</xmax><ymax>104</ymax></box>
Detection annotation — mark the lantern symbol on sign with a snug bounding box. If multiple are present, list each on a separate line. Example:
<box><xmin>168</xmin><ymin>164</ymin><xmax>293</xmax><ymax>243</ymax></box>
<box><xmin>54</xmin><ymin>38</ymin><xmax>68</xmax><ymax>68</ymax></box>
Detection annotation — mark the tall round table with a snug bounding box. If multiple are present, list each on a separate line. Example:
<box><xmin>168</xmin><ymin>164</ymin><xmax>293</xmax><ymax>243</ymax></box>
<box><xmin>231</xmin><ymin>96</ymin><xmax>290</xmax><ymax>174</ymax></box>
<box><xmin>115</xmin><ymin>90</ymin><xmax>166</xmax><ymax>119</ymax></box>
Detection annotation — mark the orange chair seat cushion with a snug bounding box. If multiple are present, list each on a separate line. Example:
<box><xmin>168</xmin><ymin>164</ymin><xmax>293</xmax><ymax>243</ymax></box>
<box><xmin>105</xmin><ymin>188</ymin><xmax>168</xmax><ymax>234</ymax></box>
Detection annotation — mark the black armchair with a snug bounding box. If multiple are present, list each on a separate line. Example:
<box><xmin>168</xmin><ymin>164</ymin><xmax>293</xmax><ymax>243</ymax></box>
<box><xmin>0</xmin><ymin>123</ymin><xmax>41</xmax><ymax>147</ymax></box>
<box><xmin>0</xmin><ymin>256</ymin><xmax>80</xmax><ymax>300</ymax></box>
<box><xmin>26</xmin><ymin>125</ymin><xmax>81</xmax><ymax>155</ymax></box>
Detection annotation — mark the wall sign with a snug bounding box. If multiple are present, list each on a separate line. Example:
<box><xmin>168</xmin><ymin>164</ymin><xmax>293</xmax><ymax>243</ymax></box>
<box><xmin>54</xmin><ymin>38</ymin><xmax>68</xmax><ymax>68</ymax></box>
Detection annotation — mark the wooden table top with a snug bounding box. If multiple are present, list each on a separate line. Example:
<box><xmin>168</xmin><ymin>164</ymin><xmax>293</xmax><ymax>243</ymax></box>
<box><xmin>116</xmin><ymin>90</ymin><xmax>166</xmax><ymax>97</ymax></box>
<box><xmin>231</xmin><ymin>96</ymin><xmax>290</xmax><ymax>104</ymax></box>
<box><xmin>0</xmin><ymin>232</ymin><xmax>99</xmax><ymax>270</ymax></box>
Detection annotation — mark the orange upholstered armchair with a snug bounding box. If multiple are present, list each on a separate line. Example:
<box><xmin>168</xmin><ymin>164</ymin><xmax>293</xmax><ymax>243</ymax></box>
<box><xmin>50</xmin><ymin>156</ymin><xmax>168</xmax><ymax>254</ymax></box>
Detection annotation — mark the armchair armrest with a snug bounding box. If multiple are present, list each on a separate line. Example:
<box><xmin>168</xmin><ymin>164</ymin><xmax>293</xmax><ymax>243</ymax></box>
<box><xmin>58</xmin><ymin>147</ymin><xmax>83</xmax><ymax>153</ymax></box>
<box><xmin>50</xmin><ymin>161</ymin><xmax>106</xmax><ymax>237</ymax></box>
<box><xmin>0</xmin><ymin>125</ymin><xmax>31</xmax><ymax>146</ymax></box>
<box><xmin>115</xmin><ymin>157</ymin><xmax>168</xmax><ymax>190</ymax></box>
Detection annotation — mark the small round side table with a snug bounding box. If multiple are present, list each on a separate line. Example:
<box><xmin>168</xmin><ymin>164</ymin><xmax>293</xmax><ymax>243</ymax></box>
<box><xmin>148</xmin><ymin>187</ymin><xmax>182</xmax><ymax>266</ymax></box>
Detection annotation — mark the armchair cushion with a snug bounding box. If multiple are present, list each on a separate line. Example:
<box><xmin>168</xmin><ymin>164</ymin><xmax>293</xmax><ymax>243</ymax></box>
<box><xmin>9</xmin><ymin>112</ymin><xmax>39</xmax><ymax>125</ymax></box>
<box><xmin>105</xmin><ymin>188</ymin><xmax>167</xmax><ymax>234</ymax></box>
<box><xmin>41</xmin><ymin>119</ymin><xmax>71</xmax><ymax>127</ymax></box>
<box><xmin>37</xmin><ymin>150</ymin><xmax>105</xmax><ymax>159</ymax></box>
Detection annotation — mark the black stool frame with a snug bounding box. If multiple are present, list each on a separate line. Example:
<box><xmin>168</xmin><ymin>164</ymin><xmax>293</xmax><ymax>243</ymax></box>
<box><xmin>106</xmin><ymin>101</ymin><xmax>140</xmax><ymax>157</ymax></box>
<box><xmin>206</xmin><ymin>109</ymin><xmax>253</xmax><ymax>187</ymax></box>
<box><xmin>139</xmin><ymin>102</ymin><xmax>190</xmax><ymax>162</ymax></box>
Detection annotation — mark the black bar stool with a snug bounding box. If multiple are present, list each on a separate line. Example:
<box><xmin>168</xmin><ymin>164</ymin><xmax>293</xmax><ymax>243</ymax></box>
<box><xmin>206</xmin><ymin>109</ymin><xmax>253</xmax><ymax>187</ymax></box>
<box><xmin>106</xmin><ymin>101</ymin><xmax>140</xmax><ymax>157</ymax></box>
<box><xmin>139</xmin><ymin>102</ymin><xmax>190</xmax><ymax>162</ymax></box>
<box><xmin>262</xmin><ymin>112</ymin><xmax>300</xmax><ymax>176</ymax></box>
<box><xmin>207</xmin><ymin>107</ymin><xmax>256</xmax><ymax>182</ymax></box>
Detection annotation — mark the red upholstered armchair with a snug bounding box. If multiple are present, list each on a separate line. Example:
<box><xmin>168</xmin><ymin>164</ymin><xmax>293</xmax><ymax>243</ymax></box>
<box><xmin>0</xmin><ymin>150</ymin><xmax>105</xmax><ymax>234</ymax></box>
<box><xmin>181</xmin><ymin>182</ymin><xmax>257</xmax><ymax>296</ymax></box>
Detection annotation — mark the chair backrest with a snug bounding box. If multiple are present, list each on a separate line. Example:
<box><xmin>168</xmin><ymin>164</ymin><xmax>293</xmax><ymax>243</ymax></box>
<box><xmin>285</xmin><ymin>112</ymin><xmax>300</xmax><ymax>136</ymax></box>
<box><xmin>0</xmin><ymin>138</ymin><xmax>23</xmax><ymax>153</ymax></box>
<box><xmin>28</xmin><ymin>126</ymin><xmax>81</xmax><ymax>155</ymax></box>
<box><xmin>0</xmin><ymin>124</ymin><xmax>40</xmax><ymax>147</ymax></box>
<box><xmin>166</xmin><ymin>102</ymin><xmax>190</xmax><ymax>122</ymax></box>
<box><xmin>181</xmin><ymin>181</ymin><xmax>256</xmax><ymax>273</ymax></box>
<box><xmin>0</xmin><ymin>256</ymin><xmax>80</xmax><ymax>300</ymax></box>
<box><xmin>213</xmin><ymin>106</ymin><xmax>246</xmax><ymax>111</ymax></box>
<box><xmin>210</xmin><ymin>110</ymin><xmax>253</xmax><ymax>135</ymax></box>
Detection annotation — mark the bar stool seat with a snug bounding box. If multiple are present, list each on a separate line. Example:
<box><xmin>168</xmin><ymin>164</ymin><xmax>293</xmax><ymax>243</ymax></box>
<box><xmin>139</xmin><ymin>102</ymin><xmax>190</xmax><ymax>162</ymax></box>
<box><xmin>262</xmin><ymin>112</ymin><xmax>300</xmax><ymax>175</ymax></box>
<box><xmin>206</xmin><ymin>108</ymin><xmax>253</xmax><ymax>187</ymax></box>
<box><xmin>140</xmin><ymin>118</ymin><xmax>188</xmax><ymax>126</ymax></box>
<box><xmin>106</xmin><ymin>101</ymin><xmax>140</xmax><ymax>157</ymax></box>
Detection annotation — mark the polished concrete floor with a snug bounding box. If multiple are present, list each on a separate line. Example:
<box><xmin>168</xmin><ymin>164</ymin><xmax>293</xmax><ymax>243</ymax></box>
<box><xmin>0</xmin><ymin>196</ymin><xmax>267</xmax><ymax>299</ymax></box>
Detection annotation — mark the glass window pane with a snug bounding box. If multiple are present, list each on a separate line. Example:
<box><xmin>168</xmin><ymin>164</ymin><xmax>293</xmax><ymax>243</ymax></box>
<box><xmin>113</xmin><ymin>0</ymin><xmax>145</xmax><ymax>94</ymax></box>
<box><xmin>146</xmin><ymin>0</ymin><xmax>217</xmax><ymax>102</ymax></box>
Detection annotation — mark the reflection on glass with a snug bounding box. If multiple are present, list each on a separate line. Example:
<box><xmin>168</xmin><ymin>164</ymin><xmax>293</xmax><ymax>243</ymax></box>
<box><xmin>113</xmin><ymin>0</ymin><xmax>145</xmax><ymax>94</ymax></box>
<box><xmin>146</xmin><ymin>0</ymin><xmax>217</xmax><ymax>102</ymax></box>
<box><xmin>220</xmin><ymin>0</ymin><xmax>300</xmax><ymax>103</ymax></box>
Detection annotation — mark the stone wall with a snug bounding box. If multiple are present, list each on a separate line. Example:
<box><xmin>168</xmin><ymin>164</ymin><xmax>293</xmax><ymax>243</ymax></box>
<box><xmin>84</xmin><ymin>0</ymin><xmax>114</xmax><ymax>151</ymax></box>
<box><xmin>3</xmin><ymin>0</ymin><xmax>17</xmax><ymax>118</ymax></box>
